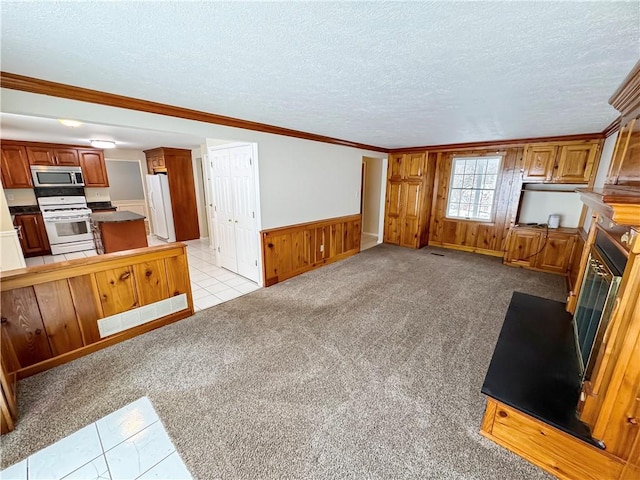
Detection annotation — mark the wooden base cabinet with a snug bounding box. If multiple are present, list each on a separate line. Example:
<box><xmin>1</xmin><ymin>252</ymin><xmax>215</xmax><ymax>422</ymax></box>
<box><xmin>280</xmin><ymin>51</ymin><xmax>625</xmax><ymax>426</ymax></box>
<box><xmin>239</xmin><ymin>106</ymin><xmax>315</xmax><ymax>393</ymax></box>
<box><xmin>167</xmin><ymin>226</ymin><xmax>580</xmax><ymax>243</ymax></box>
<box><xmin>13</xmin><ymin>213</ymin><xmax>50</xmax><ymax>257</ymax></box>
<box><xmin>383</xmin><ymin>152</ymin><xmax>435</xmax><ymax>248</ymax></box>
<box><xmin>503</xmin><ymin>226</ymin><xmax>576</xmax><ymax>275</ymax></box>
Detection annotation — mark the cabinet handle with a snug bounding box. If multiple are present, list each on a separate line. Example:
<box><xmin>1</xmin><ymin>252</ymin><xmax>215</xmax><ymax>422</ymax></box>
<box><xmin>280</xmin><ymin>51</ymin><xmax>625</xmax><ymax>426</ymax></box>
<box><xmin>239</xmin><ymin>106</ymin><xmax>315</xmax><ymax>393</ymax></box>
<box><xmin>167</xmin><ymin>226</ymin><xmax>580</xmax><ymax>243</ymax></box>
<box><xmin>0</xmin><ymin>317</ymin><xmax>7</xmax><ymax>324</ymax></box>
<box><xmin>35</xmin><ymin>328</ymin><xmax>42</xmax><ymax>335</ymax></box>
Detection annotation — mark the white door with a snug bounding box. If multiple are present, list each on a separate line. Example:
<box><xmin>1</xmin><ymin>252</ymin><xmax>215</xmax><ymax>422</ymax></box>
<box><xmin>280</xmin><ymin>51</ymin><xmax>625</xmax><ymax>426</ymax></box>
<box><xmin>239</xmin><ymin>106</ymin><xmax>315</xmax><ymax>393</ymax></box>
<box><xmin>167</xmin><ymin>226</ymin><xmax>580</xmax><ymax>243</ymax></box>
<box><xmin>210</xmin><ymin>148</ymin><xmax>237</xmax><ymax>272</ymax></box>
<box><xmin>229</xmin><ymin>145</ymin><xmax>259</xmax><ymax>281</ymax></box>
<box><xmin>147</xmin><ymin>175</ymin><xmax>168</xmax><ymax>239</ymax></box>
<box><xmin>208</xmin><ymin>144</ymin><xmax>260</xmax><ymax>283</ymax></box>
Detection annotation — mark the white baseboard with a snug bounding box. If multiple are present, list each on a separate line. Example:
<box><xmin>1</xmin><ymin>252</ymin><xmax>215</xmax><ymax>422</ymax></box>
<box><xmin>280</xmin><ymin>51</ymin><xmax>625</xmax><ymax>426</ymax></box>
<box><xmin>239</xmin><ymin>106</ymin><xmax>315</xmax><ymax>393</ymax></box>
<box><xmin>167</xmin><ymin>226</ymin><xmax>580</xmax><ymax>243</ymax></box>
<box><xmin>0</xmin><ymin>229</ymin><xmax>26</xmax><ymax>271</ymax></box>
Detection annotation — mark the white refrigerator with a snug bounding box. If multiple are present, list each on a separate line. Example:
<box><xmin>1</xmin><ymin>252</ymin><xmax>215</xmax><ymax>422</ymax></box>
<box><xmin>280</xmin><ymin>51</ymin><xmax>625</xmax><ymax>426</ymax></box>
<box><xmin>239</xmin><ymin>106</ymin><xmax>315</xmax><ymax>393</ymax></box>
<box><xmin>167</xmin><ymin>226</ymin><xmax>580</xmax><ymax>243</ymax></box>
<box><xmin>146</xmin><ymin>174</ymin><xmax>176</xmax><ymax>242</ymax></box>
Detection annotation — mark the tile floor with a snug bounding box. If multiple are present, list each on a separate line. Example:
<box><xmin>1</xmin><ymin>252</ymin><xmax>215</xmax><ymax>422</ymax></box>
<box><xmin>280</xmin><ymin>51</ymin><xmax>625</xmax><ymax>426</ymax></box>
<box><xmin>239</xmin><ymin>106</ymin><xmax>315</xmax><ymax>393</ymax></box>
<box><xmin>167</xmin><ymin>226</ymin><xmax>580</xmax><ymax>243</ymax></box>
<box><xmin>0</xmin><ymin>397</ymin><xmax>192</xmax><ymax>480</ymax></box>
<box><xmin>24</xmin><ymin>237</ymin><xmax>260</xmax><ymax>313</ymax></box>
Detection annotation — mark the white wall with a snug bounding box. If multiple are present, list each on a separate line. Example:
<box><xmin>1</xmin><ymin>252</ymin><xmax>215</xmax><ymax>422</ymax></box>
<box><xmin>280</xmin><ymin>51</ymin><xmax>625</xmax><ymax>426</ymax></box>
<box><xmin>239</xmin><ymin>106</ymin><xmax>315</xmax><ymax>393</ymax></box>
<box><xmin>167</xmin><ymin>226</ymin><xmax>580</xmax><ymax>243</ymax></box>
<box><xmin>191</xmin><ymin>148</ymin><xmax>208</xmax><ymax>238</ymax></box>
<box><xmin>0</xmin><ymin>184</ymin><xmax>26</xmax><ymax>270</ymax></box>
<box><xmin>1</xmin><ymin>89</ymin><xmax>385</xmax><ymax>230</ymax></box>
<box><xmin>362</xmin><ymin>156</ymin><xmax>383</xmax><ymax>235</ymax></box>
<box><xmin>583</xmin><ymin>131</ymin><xmax>619</xmax><ymax>232</ymax></box>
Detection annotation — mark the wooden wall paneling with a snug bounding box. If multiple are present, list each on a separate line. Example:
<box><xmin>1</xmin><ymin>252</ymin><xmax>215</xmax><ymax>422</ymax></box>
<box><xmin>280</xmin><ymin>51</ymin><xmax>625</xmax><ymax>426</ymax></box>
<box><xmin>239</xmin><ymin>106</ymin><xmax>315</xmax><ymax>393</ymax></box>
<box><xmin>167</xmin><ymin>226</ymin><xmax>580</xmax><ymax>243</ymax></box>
<box><xmin>133</xmin><ymin>260</ymin><xmax>169</xmax><ymax>306</ymax></box>
<box><xmin>0</xmin><ymin>361</ymin><xmax>16</xmax><ymax>422</ymax></box>
<box><xmin>0</xmin><ymin>389</ymin><xmax>15</xmax><ymax>434</ymax></box>
<box><xmin>419</xmin><ymin>152</ymin><xmax>438</xmax><ymax>248</ymax></box>
<box><xmin>0</xmin><ymin>288</ymin><xmax>52</xmax><ymax>367</ymax></box>
<box><xmin>33</xmin><ymin>280</ymin><xmax>84</xmax><ymax>356</ymax></box>
<box><xmin>68</xmin><ymin>275</ymin><xmax>102</xmax><ymax>345</ymax></box>
<box><xmin>568</xmin><ymin>232</ymin><xmax>586</xmax><ymax>293</ymax></box>
<box><xmin>94</xmin><ymin>266</ymin><xmax>138</xmax><ymax>317</ymax></box>
<box><xmin>261</xmin><ymin>215</ymin><xmax>361</xmax><ymax>286</ymax></box>
<box><xmin>165</xmin><ymin>252</ymin><xmax>191</xmax><ymax>297</ymax></box>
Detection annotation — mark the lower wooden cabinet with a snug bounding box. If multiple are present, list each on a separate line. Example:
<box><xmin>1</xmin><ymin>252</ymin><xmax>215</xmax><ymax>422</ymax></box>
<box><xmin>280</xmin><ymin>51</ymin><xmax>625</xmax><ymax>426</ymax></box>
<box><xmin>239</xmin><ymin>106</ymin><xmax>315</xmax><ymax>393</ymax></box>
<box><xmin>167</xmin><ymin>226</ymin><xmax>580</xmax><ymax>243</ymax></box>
<box><xmin>504</xmin><ymin>226</ymin><xmax>577</xmax><ymax>275</ymax></box>
<box><xmin>13</xmin><ymin>213</ymin><xmax>50</xmax><ymax>257</ymax></box>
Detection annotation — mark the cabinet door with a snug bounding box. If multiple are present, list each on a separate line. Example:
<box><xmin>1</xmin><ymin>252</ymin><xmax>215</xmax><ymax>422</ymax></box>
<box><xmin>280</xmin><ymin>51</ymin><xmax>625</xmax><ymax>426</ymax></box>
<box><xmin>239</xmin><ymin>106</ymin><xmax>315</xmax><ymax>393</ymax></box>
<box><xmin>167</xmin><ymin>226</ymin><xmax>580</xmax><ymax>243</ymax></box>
<box><xmin>53</xmin><ymin>148</ymin><xmax>80</xmax><ymax>166</ymax></box>
<box><xmin>504</xmin><ymin>229</ymin><xmax>541</xmax><ymax>267</ymax></box>
<box><xmin>15</xmin><ymin>214</ymin><xmax>50</xmax><ymax>256</ymax></box>
<box><xmin>1</xmin><ymin>288</ymin><xmax>53</xmax><ymax>368</ymax></box>
<box><xmin>403</xmin><ymin>153</ymin><xmax>426</xmax><ymax>181</ymax></box>
<box><xmin>523</xmin><ymin>146</ymin><xmax>557</xmax><ymax>182</ymax></box>
<box><xmin>400</xmin><ymin>181</ymin><xmax>422</xmax><ymax>248</ymax></box>
<box><xmin>26</xmin><ymin>146</ymin><xmax>56</xmax><ymax>165</ymax></box>
<box><xmin>1</xmin><ymin>145</ymin><xmax>32</xmax><ymax>188</ymax></box>
<box><xmin>535</xmin><ymin>232</ymin><xmax>576</xmax><ymax>274</ymax></box>
<box><xmin>614</xmin><ymin>115</ymin><xmax>640</xmax><ymax>185</ymax></box>
<box><xmin>78</xmin><ymin>149</ymin><xmax>109</xmax><ymax>186</ymax></box>
<box><xmin>388</xmin><ymin>154</ymin><xmax>404</xmax><ymax>182</ymax></box>
<box><xmin>384</xmin><ymin>181</ymin><xmax>403</xmax><ymax>245</ymax></box>
<box><xmin>554</xmin><ymin>144</ymin><xmax>598</xmax><ymax>183</ymax></box>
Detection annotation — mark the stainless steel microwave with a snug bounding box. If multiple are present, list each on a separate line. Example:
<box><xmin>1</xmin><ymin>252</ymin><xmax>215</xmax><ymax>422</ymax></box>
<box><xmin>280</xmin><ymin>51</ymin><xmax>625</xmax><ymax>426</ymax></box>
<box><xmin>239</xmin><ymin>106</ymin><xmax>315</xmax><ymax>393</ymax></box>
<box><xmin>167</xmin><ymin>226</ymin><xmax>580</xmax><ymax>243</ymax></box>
<box><xmin>31</xmin><ymin>166</ymin><xmax>85</xmax><ymax>187</ymax></box>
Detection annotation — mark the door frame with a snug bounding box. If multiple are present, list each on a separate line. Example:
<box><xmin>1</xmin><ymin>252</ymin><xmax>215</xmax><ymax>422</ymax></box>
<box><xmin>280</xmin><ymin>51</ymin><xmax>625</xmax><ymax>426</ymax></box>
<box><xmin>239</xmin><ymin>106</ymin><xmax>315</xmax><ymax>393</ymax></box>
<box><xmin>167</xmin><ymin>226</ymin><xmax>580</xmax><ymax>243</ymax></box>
<box><xmin>206</xmin><ymin>141</ymin><xmax>263</xmax><ymax>286</ymax></box>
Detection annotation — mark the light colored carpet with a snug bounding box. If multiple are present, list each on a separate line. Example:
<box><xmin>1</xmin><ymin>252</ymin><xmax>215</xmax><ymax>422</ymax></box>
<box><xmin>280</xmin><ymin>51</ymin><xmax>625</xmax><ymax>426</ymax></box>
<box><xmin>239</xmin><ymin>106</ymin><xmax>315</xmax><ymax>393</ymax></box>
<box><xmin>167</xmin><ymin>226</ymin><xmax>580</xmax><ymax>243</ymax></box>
<box><xmin>1</xmin><ymin>244</ymin><xmax>563</xmax><ymax>479</ymax></box>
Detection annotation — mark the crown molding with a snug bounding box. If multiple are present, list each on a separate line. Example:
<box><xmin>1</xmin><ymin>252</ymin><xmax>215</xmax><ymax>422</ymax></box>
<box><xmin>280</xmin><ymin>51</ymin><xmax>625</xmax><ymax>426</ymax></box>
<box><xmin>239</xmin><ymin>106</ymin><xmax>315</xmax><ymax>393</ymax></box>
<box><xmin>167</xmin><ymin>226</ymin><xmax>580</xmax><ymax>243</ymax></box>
<box><xmin>602</xmin><ymin>116</ymin><xmax>622</xmax><ymax>138</ymax></box>
<box><xmin>0</xmin><ymin>71</ymin><xmax>388</xmax><ymax>153</ymax></box>
<box><xmin>609</xmin><ymin>60</ymin><xmax>640</xmax><ymax>120</ymax></box>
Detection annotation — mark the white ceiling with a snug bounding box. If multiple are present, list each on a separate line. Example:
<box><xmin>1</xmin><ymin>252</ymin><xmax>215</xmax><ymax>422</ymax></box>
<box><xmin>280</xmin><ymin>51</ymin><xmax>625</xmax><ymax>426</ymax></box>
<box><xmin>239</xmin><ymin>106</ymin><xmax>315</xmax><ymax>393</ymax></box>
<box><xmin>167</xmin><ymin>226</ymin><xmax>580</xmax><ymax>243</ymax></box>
<box><xmin>0</xmin><ymin>113</ymin><xmax>205</xmax><ymax>151</ymax></box>
<box><xmin>1</xmin><ymin>2</ymin><xmax>639</xmax><ymax>149</ymax></box>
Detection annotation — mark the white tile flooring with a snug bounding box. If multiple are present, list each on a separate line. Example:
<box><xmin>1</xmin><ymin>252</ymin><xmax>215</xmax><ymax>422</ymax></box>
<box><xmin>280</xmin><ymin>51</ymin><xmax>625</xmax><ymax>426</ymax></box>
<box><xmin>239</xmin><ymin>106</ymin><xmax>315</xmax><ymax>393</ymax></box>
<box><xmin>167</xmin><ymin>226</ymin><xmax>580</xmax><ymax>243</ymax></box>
<box><xmin>0</xmin><ymin>397</ymin><xmax>192</xmax><ymax>480</ymax></box>
<box><xmin>24</xmin><ymin>237</ymin><xmax>260</xmax><ymax>313</ymax></box>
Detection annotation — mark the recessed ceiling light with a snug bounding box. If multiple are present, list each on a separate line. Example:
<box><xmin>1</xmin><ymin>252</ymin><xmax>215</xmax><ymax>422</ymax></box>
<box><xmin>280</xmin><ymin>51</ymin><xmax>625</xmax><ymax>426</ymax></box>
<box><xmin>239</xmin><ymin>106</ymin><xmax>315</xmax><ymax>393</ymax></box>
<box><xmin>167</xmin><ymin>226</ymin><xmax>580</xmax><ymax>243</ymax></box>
<box><xmin>58</xmin><ymin>119</ymin><xmax>83</xmax><ymax>128</ymax></box>
<box><xmin>90</xmin><ymin>140</ymin><xmax>116</xmax><ymax>149</ymax></box>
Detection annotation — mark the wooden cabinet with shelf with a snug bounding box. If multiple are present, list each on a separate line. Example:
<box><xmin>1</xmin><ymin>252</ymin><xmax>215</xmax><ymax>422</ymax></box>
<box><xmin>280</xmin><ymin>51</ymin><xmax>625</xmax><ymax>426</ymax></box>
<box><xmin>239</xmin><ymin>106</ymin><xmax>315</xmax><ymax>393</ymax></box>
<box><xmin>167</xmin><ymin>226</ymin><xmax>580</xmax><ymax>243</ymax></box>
<box><xmin>503</xmin><ymin>225</ymin><xmax>577</xmax><ymax>275</ymax></box>
<box><xmin>13</xmin><ymin>213</ymin><xmax>50</xmax><ymax>257</ymax></box>
<box><xmin>1</xmin><ymin>144</ymin><xmax>32</xmax><ymax>188</ymax></box>
<box><xmin>522</xmin><ymin>141</ymin><xmax>600</xmax><ymax>184</ymax></box>
<box><xmin>383</xmin><ymin>152</ymin><xmax>435</xmax><ymax>248</ymax></box>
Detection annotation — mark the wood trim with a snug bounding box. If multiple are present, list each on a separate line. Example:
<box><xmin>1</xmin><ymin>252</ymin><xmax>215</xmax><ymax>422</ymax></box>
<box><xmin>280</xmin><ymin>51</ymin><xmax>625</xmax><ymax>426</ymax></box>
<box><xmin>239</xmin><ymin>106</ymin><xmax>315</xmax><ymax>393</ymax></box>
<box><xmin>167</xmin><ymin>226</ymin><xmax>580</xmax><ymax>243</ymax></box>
<box><xmin>388</xmin><ymin>133</ymin><xmax>605</xmax><ymax>154</ymax></box>
<box><xmin>15</xmin><ymin>309</ymin><xmax>191</xmax><ymax>379</ymax></box>
<box><xmin>0</xmin><ymin>138</ymin><xmax>102</xmax><ymax>151</ymax></box>
<box><xmin>0</xmin><ymin>71</ymin><xmax>387</xmax><ymax>153</ymax></box>
<box><xmin>426</xmin><ymin>241</ymin><xmax>504</xmax><ymax>258</ymax></box>
<box><xmin>261</xmin><ymin>214</ymin><xmax>362</xmax><ymax>235</ymax></box>
<box><xmin>603</xmin><ymin>117</ymin><xmax>622</xmax><ymax>138</ymax></box>
<box><xmin>609</xmin><ymin>60</ymin><xmax>640</xmax><ymax>118</ymax></box>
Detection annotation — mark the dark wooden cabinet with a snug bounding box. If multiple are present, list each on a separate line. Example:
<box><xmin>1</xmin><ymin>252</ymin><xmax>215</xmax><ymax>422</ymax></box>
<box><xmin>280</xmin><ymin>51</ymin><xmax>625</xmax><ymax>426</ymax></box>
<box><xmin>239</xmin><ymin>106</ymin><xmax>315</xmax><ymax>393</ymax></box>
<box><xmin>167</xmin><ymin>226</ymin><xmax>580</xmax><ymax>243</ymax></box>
<box><xmin>14</xmin><ymin>214</ymin><xmax>50</xmax><ymax>257</ymax></box>
<box><xmin>144</xmin><ymin>147</ymin><xmax>200</xmax><ymax>241</ymax></box>
<box><xmin>1</xmin><ymin>144</ymin><xmax>33</xmax><ymax>188</ymax></box>
<box><xmin>26</xmin><ymin>146</ymin><xmax>80</xmax><ymax>166</ymax></box>
<box><xmin>78</xmin><ymin>149</ymin><xmax>109</xmax><ymax>187</ymax></box>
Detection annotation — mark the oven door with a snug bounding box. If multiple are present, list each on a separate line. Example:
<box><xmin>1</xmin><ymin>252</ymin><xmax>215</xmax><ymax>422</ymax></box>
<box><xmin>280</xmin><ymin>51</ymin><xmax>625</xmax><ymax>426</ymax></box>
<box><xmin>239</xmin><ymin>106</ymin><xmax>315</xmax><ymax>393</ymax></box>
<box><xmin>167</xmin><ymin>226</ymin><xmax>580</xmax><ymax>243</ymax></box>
<box><xmin>44</xmin><ymin>216</ymin><xmax>93</xmax><ymax>245</ymax></box>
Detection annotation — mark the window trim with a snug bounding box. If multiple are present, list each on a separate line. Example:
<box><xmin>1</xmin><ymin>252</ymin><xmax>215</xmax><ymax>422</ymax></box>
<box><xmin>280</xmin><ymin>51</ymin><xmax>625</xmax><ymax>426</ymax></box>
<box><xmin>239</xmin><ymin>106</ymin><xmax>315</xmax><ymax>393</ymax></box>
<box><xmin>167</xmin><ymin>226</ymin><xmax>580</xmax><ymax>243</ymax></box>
<box><xmin>445</xmin><ymin>155</ymin><xmax>503</xmax><ymax>223</ymax></box>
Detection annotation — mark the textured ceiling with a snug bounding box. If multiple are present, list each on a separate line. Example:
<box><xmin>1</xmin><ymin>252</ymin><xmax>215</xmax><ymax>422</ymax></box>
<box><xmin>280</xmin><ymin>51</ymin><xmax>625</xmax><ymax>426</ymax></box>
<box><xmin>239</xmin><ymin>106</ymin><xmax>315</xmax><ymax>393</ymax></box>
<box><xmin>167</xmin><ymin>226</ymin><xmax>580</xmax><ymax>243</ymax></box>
<box><xmin>1</xmin><ymin>2</ymin><xmax>639</xmax><ymax>149</ymax></box>
<box><xmin>0</xmin><ymin>113</ymin><xmax>206</xmax><ymax>150</ymax></box>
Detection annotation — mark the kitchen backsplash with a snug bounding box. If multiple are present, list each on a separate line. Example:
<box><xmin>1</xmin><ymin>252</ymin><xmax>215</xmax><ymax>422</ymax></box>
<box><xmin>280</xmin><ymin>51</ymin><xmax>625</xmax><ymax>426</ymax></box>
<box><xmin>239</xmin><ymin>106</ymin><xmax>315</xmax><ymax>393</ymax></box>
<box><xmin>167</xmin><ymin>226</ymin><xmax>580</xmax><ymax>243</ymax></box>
<box><xmin>5</xmin><ymin>187</ymin><xmax>111</xmax><ymax>206</ymax></box>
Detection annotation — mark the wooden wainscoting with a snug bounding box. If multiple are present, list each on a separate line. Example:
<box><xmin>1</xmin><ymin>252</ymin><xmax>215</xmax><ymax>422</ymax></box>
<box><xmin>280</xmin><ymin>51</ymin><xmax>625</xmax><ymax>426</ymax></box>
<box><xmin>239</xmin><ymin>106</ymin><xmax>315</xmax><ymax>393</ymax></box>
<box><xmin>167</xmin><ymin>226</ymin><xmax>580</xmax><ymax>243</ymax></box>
<box><xmin>429</xmin><ymin>148</ymin><xmax>524</xmax><ymax>256</ymax></box>
<box><xmin>261</xmin><ymin>214</ymin><xmax>361</xmax><ymax>286</ymax></box>
<box><xmin>0</xmin><ymin>244</ymin><xmax>193</xmax><ymax>381</ymax></box>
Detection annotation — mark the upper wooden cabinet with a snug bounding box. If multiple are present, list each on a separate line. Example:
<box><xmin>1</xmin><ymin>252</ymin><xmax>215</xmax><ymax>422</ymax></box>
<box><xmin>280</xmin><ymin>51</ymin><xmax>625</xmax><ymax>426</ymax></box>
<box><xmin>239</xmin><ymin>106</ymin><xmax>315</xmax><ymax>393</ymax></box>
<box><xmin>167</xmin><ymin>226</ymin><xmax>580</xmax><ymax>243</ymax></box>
<box><xmin>1</xmin><ymin>144</ymin><xmax>32</xmax><ymax>188</ymax></box>
<box><xmin>78</xmin><ymin>149</ymin><xmax>109</xmax><ymax>187</ymax></box>
<box><xmin>26</xmin><ymin>146</ymin><xmax>80</xmax><ymax>166</ymax></box>
<box><xmin>522</xmin><ymin>141</ymin><xmax>600</xmax><ymax>184</ymax></box>
<box><xmin>387</xmin><ymin>152</ymin><xmax>427</xmax><ymax>182</ymax></box>
<box><xmin>607</xmin><ymin>115</ymin><xmax>640</xmax><ymax>186</ymax></box>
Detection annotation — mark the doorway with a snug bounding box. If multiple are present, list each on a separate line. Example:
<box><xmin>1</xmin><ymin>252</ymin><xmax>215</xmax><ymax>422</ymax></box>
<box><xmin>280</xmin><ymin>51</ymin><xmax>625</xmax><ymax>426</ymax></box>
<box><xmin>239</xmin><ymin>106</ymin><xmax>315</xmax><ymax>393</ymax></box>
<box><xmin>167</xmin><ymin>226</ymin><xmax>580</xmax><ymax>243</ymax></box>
<box><xmin>205</xmin><ymin>143</ymin><xmax>261</xmax><ymax>284</ymax></box>
<box><xmin>361</xmin><ymin>156</ymin><xmax>387</xmax><ymax>250</ymax></box>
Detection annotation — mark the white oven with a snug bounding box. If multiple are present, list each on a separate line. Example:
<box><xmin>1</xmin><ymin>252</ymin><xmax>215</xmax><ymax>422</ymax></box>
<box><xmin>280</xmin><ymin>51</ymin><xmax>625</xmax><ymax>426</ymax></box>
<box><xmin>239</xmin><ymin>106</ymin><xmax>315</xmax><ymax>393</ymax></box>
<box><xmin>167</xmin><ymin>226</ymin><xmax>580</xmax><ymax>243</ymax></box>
<box><xmin>31</xmin><ymin>165</ymin><xmax>85</xmax><ymax>187</ymax></box>
<box><xmin>38</xmin><ymin>196</ymin><xmax>94</xmax><ymax>254</ymax></box>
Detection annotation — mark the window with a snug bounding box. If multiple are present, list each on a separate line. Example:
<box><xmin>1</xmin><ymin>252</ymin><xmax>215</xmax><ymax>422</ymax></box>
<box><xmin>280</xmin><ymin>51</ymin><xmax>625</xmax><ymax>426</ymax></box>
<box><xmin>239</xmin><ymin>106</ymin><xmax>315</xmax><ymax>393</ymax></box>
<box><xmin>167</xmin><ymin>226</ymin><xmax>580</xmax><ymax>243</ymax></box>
<box><xmin>446</xmin><ymin>156</ymin><xmax>501</xmax><ymax>221</ymax></box>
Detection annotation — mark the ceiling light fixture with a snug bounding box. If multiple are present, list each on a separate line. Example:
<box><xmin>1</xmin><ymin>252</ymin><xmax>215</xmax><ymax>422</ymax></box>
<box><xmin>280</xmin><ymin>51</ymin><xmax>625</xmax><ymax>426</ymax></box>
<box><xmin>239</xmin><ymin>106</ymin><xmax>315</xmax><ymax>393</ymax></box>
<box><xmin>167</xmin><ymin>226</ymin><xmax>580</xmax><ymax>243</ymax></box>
<box><xmin>58</xmin><ymin>119</ymin><xmax>83</xmax><ymax>128</ymax></box>
<box><xmin>90</xmin><ymin>140</ymin><xmax>116</xmax><ymax>149</ymax></box>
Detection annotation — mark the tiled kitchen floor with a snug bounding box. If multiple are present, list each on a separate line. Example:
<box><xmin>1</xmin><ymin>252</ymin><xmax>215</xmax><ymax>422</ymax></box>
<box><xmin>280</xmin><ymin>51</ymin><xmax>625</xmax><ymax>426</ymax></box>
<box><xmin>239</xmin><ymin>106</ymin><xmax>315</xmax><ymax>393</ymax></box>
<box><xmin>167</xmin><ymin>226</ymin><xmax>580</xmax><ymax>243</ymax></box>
<box><xmin>0</xmin><ymin>397</ymin><xmax>192</xmax><ymax>480</ymax></box>
<box><xmin>24</xmin><ymin>237</ymin><xmax>260</xmax><ymax>313</ymax></box>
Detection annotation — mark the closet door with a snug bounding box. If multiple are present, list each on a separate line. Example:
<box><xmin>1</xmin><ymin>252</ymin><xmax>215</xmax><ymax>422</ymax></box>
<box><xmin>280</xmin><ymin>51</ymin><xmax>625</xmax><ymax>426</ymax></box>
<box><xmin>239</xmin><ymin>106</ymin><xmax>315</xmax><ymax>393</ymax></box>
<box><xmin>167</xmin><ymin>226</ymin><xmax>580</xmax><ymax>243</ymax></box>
<box><xmin>210</xmin><ymin>149</ymin><xmax>237</xmax><ymax>272</ymax></box>
<box><xmin>229</xmin><ymin>146</ymin><xmax>259</xmax><ymax>282</ymax></box>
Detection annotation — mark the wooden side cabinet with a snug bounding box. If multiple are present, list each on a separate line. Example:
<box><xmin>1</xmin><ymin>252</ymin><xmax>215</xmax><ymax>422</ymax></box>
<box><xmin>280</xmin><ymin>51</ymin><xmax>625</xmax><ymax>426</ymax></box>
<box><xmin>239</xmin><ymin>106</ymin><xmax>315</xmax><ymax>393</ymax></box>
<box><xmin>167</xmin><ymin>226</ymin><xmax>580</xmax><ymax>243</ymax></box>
<box><xmin>13</xmin><ymin>214</ymin><xmax>51</xmax><ymax>257</ymax></box>
<box><xmin>522</xmin><ymin>141</ymin><xmax>600</xmax><ymax>184</ymax></box>
<box><xmin>504</xmin><ymin>226</ymin><xmax>577</xmax><ymax>275</ymax></box>
<box><xmin>1</xmin><ymin>144</ymin><xmax>32</xmax><ymax>188</ymax></box>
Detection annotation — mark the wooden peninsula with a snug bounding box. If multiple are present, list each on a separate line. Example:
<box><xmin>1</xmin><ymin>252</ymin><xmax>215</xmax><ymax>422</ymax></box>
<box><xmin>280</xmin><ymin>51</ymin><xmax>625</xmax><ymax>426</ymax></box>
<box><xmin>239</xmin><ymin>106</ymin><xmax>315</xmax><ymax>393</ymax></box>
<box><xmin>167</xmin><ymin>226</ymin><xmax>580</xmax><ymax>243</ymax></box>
<box><xmin>91</xmin><ymin>211</ymin><xmax>148</xmax><ymax>254</ymax></box>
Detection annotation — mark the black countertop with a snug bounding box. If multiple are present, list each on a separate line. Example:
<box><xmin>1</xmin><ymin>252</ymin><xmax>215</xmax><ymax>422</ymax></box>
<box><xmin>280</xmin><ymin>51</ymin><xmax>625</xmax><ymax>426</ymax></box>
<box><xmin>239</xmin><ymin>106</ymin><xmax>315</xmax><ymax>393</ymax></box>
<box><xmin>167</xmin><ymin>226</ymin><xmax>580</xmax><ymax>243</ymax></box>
<box><xmin>87</xmin><ymin>201</ymin><xmax>116</xmax><ymax>211</ymax></box>
<box><xmin>9</xmin><ymin>205</ymin><xmax>40</xmax><ymax>215</ymax></box>
<box><xmin>90</xmin><ymin>211</ymin><xmax>146</xmax><ymax>223</ymax></box>
<box><xmin>481</xmin><ymin>292</ymin><xmax>601</xmax><ymax>448</ymax></box>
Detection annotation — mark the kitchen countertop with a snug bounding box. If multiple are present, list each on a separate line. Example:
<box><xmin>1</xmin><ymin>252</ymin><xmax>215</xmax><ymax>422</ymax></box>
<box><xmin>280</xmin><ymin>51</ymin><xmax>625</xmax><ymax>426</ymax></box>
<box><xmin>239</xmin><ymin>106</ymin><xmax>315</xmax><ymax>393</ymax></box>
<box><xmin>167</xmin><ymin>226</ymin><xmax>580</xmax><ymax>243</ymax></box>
<box><xmin>8</xmin><ymin>205</ymin><xmax>40</xmax><ymax>215</ymax></box>
<box><xmin>90</xmin><ymin>211</ymin><xmax>146</xmax><ymax>223</ymax></box>
<box><xmin>87</xmin><ymin>201</ymin><xmax>117</xmax><ymax>211</ymax></box>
